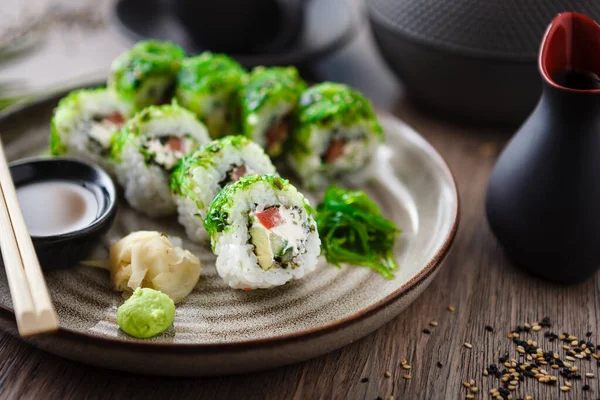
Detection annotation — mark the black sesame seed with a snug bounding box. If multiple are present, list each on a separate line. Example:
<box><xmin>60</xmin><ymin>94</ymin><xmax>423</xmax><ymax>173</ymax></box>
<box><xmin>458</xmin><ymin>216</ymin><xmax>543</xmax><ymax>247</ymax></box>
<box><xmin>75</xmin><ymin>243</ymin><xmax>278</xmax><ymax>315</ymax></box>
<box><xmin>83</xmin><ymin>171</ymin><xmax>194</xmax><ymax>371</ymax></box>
<box><xmin>376</xmin><ymin>397</ymin><xmax>383</xmax><ymax>400</ymax></box>
<box><xmin>423</xmin><ymin>329</ymin><xmax>431</xmax><ymax>334</ymax></box>
<box><xmin>583</xmin><ymin>384</ymin><xmax>590</xmax><ymax>391</ymax></box>
<box><xmin>587</xmin><ymin>331</ymin><xmax>593</xmax><ymax>337</ymax></box>
<box><xmin>485</xmin><ymin>325</ymin><xmax>494</xmax><ymax>332</ymax></box>
<box><xmin>361</xmin><ymin>377</ymin><xmax>369</xmax><ymax>383</ymax></box>
<box><xmin>436</xmin><ymin>361</ymin><xmax>443</xmax><ymax>368</ymax></box>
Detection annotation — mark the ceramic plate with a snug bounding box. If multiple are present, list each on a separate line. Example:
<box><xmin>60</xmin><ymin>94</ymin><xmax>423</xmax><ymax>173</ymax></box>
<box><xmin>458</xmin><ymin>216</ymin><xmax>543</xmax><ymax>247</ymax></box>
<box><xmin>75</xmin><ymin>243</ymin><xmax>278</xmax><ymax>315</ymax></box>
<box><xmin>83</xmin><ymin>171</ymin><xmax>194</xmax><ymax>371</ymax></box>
<box><xmin>0</xmin><ymin>95</ymin><xmax>458</xmax><ymax>376</ymax></box>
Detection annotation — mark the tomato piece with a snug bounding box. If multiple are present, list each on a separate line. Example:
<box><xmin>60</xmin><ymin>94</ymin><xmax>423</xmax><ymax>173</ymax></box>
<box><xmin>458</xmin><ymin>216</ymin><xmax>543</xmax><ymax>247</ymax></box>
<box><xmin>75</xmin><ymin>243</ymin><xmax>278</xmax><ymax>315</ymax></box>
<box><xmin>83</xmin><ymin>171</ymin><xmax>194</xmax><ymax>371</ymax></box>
<box><xmin>166</xmin><ymin>137</ymin><xmax>183</xmax><ymax>152</ymax></box>
<box><xmin>255</xmin><ymin>207</ymin><xmax>284</xmax><ymax>230</ymax></box>
<box><xmin>266</xmin><ymin>118</ymin><xmax>290</xmax><ymax>154</ymax></box>
<box><xmin>325</xmin><ymin>139</ymin><xmax>346</xmax><ymax>163</ymax></box>
<box><xmin>104</xmin><ymin>112</ymin><xmax>125</xmax><ymax>125</ymax></box>
<box><xmin>230</xmin><ymin>165</ymin><xmax>247</xmax><ymax>182</ymax></box>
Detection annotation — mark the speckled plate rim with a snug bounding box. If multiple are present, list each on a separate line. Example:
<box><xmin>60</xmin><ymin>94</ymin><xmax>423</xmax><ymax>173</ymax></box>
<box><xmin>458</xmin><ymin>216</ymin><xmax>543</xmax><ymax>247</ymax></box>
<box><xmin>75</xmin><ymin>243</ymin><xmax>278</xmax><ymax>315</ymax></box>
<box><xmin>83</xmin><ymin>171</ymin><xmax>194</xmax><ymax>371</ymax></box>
<box><xmin>0</xmin><ymin>95</ymin><xmax>460</xmax><ymax>353</ymax></box>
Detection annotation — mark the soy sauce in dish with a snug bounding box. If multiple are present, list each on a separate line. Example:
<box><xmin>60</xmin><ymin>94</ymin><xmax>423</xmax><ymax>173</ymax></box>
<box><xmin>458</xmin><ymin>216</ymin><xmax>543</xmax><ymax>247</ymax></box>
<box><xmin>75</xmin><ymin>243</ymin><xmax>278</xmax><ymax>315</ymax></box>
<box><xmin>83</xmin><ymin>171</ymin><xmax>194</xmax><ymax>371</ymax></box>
<box><xmin>553</xmin><ymin>68</ymin><xmax>600</xmax><ymax>90</ymax></box>
<box><xmin>16</xmin><ymin>181</ymin><xmax>99</xmax><ymax>237</ymax></box>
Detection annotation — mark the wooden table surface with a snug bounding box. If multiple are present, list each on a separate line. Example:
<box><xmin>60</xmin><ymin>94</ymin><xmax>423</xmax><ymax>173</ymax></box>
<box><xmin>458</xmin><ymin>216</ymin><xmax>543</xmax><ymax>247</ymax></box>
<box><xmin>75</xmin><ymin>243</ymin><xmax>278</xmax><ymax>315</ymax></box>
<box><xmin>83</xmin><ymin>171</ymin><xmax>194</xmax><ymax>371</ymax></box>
<box><xmin>1</xmin><ymin>2</ymin><xmax>600</xmax><ymax>399</ymax></box>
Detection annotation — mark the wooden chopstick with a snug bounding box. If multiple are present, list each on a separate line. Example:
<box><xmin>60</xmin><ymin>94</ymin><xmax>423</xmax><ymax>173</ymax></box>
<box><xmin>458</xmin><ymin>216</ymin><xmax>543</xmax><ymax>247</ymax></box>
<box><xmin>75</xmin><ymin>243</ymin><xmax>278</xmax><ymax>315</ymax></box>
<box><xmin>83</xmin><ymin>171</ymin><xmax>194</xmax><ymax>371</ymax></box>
<box><xmin>0</xmin><ymin>138</ymin><xmax>58</xmax><ymax>336</ymax></box>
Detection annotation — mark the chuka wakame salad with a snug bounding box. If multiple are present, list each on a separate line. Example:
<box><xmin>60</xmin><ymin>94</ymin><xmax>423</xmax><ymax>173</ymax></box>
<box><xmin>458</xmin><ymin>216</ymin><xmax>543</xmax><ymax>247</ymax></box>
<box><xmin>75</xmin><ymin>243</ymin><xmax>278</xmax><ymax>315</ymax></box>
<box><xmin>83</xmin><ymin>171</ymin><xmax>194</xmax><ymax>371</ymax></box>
<box><xmin>316</xmin><ymin>186</ymin><xmax>400</xmax><ymax>279</ymax></box>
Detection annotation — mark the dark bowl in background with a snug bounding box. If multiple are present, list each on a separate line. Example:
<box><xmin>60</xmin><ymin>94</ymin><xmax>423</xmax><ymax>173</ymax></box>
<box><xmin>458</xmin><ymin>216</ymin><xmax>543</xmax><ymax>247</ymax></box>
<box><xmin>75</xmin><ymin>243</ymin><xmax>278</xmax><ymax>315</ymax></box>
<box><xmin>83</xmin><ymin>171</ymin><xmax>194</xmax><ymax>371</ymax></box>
<box><xmin>9</xmin><ymin>157</ymin><xmax>117</xmax><ymax>270</ymax></box>
<box><xmin>366</xmin><ymin>0</ymin><xmax>600</xmax><ymax>126</ymax></box>
<box><xmin>172</xmin><ymin>0</ymin><xmax>304</xmax><ymax>54</ymax></box>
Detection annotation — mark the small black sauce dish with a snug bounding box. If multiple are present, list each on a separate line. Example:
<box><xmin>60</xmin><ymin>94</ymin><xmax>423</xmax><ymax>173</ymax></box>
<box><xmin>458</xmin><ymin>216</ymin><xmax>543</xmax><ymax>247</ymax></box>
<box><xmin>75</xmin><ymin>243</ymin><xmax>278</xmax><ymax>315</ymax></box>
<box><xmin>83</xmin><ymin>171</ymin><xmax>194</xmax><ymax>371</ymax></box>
<box><xmin>8</xmin><ymin>157</ymin><xmax>117</xmax><ymax>270</ymax></box>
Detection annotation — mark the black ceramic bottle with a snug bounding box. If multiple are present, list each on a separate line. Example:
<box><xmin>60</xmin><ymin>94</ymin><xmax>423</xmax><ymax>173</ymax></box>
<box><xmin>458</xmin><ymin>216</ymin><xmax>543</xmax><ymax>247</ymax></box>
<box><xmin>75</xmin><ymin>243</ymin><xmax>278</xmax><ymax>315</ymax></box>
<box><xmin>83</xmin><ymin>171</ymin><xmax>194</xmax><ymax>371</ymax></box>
<box><xmin>486</xmin><ymin>12</ymin><xmax>600</xmax><ymax>284</ymax></box>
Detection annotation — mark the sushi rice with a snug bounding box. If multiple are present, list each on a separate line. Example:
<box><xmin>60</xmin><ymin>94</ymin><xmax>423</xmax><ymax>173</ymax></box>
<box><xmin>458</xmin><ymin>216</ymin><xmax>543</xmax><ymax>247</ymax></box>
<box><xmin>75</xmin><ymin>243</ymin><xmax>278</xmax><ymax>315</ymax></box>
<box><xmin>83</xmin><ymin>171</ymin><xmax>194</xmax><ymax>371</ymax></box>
<box><xmin>171</xmin><ymin>135</ymin><xmax>277</xmax><ymax>243</ymax></box>
<box><xmin>111</xmin><ymin>103</ymin><xmax>210</xmax><ymax>217</ymax></box>
<box><xmin>204</xmin><ymin>175</ymin><xmax>320</xmax><ymax>289</ymax></box>
<box><xmin>50</xmin><ymin>87</ymin><xmax>131</xmax><ymax>173</ymax></box>
<box><xmin>288</xmin><ymin>82</ymin><xmax>383</xmax><ymax>190</ymax></box>
<box><xmin>241</xmin><ymin>66</ymin><xmax>306</xmax><ymax>157</ymax></box>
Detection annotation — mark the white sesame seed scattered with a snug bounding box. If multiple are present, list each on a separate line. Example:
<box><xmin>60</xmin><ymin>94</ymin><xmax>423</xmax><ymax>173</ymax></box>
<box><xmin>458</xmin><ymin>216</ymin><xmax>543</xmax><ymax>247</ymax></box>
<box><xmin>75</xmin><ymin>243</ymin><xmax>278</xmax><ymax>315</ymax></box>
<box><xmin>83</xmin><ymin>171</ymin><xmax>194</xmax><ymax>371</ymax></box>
<box><xmin>464</xmin><ymin>343</ymin><xmax>473</xmax><ymax>349</ymax></box>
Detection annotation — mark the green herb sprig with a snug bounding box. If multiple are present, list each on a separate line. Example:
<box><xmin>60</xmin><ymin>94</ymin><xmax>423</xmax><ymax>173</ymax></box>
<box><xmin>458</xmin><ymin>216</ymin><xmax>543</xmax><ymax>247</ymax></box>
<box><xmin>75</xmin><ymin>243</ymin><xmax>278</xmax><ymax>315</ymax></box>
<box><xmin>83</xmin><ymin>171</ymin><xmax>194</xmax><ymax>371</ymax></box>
<box><xmin>316</xmin><ymin>186</ymin><xmax>401</xmax><ymax>279</ymax></box>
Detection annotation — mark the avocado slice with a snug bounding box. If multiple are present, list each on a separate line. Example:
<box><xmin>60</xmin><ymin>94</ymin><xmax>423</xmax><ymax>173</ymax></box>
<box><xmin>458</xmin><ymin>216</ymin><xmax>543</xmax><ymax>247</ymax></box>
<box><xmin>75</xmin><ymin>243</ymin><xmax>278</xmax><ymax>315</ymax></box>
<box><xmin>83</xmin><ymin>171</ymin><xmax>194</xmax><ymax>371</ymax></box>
<box><xmin>249</xmin><ymin>226</ymin><xmax>274</xmax><ymax>270</ymax></box>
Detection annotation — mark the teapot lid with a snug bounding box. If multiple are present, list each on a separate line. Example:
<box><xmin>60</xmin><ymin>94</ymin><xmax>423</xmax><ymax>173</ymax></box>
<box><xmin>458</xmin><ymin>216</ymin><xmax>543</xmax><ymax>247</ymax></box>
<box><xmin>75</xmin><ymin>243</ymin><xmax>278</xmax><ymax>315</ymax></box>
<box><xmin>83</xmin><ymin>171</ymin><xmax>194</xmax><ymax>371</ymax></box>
<box><xmin>367</xmin><ymin>0</ymin><xmax>600</xmax><ymax>61</ymax></box>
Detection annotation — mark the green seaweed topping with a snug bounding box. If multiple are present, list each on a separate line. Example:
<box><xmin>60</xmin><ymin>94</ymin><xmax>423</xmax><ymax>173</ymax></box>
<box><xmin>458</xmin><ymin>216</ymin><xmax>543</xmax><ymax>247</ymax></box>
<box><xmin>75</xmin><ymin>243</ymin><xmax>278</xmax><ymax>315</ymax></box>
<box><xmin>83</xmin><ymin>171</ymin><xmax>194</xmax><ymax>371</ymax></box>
<box><xmin>176</xmin><ymin>53</ymin><xmax>247</xmax><ymax>94</ymax></box>
<box><xmin>297</xmin><ymin>82</ymin><xmax>382</xmax><ymax>131</ymax></box>
<box><xmin>204</xmin><ymin>174</ymin><xmax>310</xmax><ymax>243</ymax></box>
<box><xmin>241</xmin><ymin>66</ymin><xmax>307</xmax><ymax>114</ymax></box>
<box><xmin>109</xmin><ymin>40</ymin><xmax>186</xmax><ymax>110</ymax></box>
<box><xmin>315</xmin><ymin>186</ymin><xmax>400</xmax><ymax>279</ymax></box>
<box><xmin>175</xmin><ymin>53</ymin><xmax>247</xmax><ymax>138</ymax></box>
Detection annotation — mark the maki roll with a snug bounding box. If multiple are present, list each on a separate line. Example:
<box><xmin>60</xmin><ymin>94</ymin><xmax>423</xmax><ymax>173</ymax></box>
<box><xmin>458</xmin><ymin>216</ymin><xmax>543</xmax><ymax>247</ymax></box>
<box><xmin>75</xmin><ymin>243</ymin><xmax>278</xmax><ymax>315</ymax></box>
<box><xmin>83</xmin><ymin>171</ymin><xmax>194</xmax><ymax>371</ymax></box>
<box><xmin>175</xmin><ymin>53</ymin><xmax>247</xmax><ymax>138</ymax></box>
<box><xmin>205</xmin><ymin>175</ymin><xmax>320</xmax><ymax>290</ymax></box>
<box><xmin>171</xmin><ymin>136</ymin><xmax>277</xmax><ymax>243</ymax></box>
<box><xmin>288</xmin><ymin>82</ymin><xmax>383</xmax><ymax>190</ymax></box>
<box><xmin>109</xmin><ymin>40</ymin><xmax>186</xmax><ymax>110</ymax></box>
<box><xmin>50</xmin><ymin>88</ymin><xmax>131</xmax><ymax>172</ymax></box>
<box><xmin>111</xmin><ymin>104</ymin><xmax>210</xmax><ymax>217</ymax></box>
<box><xmin>240</xmin><ymin>66</ymin><xmax>306</xmax><ymax>157</ymax></box>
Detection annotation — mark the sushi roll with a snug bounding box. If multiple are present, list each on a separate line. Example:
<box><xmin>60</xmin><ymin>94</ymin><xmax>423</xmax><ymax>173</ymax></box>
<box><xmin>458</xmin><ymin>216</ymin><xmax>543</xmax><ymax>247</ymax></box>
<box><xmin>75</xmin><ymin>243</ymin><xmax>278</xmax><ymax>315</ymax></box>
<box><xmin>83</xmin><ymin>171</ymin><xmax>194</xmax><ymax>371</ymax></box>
<box><xmin>50</xmin><ymin>88</ymin><xmax>131</xmax><ymax>172</ymax></box>
<box><xmin>175</xmin><ymin>53</ymin><xmax>247</xmax><ymax>138</ymax></box>
<box><xmin>287</xmin><ymin>82</ymin><xmax>383</xmax><ymax>190</ymax></box>
<box><xmin>171</xmin><ymin>135</ymin><xmax>277</xmax><ymax>243</ymax></box>
<box><xmin>109</xmin><ymin>40</ymin><xmax>186</xmax><ymax>110</ymax></box>
<box><xmin>110</xmin><ymin>103</ymin><xmax>210</xmax><ymax>217</ymax></box>
<box><xmin>204</xmin><ymin>175</ymin><xmax>320</xmax><ymax>290</ymax></box>
<box><xmin>240</xmin><ymin>66</ymin><xmax>306</xmax><ymax>158</ymax></box>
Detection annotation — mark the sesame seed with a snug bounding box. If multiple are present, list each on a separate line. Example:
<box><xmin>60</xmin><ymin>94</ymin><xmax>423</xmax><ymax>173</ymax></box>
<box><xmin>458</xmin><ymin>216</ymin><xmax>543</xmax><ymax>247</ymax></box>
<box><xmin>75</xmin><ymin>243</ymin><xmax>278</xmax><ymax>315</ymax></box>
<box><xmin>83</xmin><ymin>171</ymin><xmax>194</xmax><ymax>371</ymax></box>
<box><xmin>448</xmin><ymin>305</ymin><xmax>455</xmax><ymax>312</ymax></box>
<box><xmin>560</xmin><ymin>386</ymin><xmax>570</xmax><ymax>392</ymax></box>
<box><xmin>510</xmin><ymin>380</ymin><xmax>518</xmax><ymax>385</ymax></box>
<box><xmin>566</xmin><ymin>356</ymin><xmax>576</xmax><ymax>361</ymax></box>
<box><xmin>429</xmin><ymin>321</ymin><xmax>438</xmax><ymax>327</ymax></box>
<box><xmin>423</xmin><ymin>329</ymin><xmax>431</xmax><ymax>334</ymax></box>
<box><xmin>562</xmin><ymin>345</ymin><xmax>570</xmax><ymax>350</ymax></box>
<box><xmin>483</xmin><ymin>369</ymin><xmax>489</xmax><ymax>376</ymax></box>
<box><xmin>471</xmin><ymin>387</ymin><xmax>478</xmax><ymax>393</ymax></box>
<box><xmin>466</xmin><ymin>395</ymin><xmax>474</xmax><ymax>399</ymax></box>
<box><xmin>388</xmin><ymin>397</ymin><xmax>394</xmax><ymax>400</ymax></box>
<box><xmin>583</xmin><ymin>384</ymin><xmax>590</xmax><ymax>391</ymax></box>
<box><xmin>464</xmin><ymin>343</ymin><xmax>473</xmax><ymax>349</ymax></box>
<box><xmin>437</xmin><ymin>361</ymin><xmax>443</xmax><ymax>368</ymax></box>
<box><xmin>485</xmin><ymin>325</ymin><xmax>494</xmax><ymax>332</ymax></box>
<box><xmin>532</xmin><ymin>325</ymin><xmax>542</xmax><ymax>332</ymax></box>
<box><xmin>572</xmin><ymin>340</ymin><xmax>579</xmax><ymax>346</ymax></box>
<box><xmin>361</xmin><ymin>377</ymin><xmax>369</xmax><ymax>383</ymax></box>
<box><xmin>463</xmin><ymin>381</ymin><xmax>471</xmax><ymax>388</ymax></box>
<box><xmin>526</xmin><ymin>396</ymin><xmax>533</xmax><ymax>400</ymax></box>
<box><xmin>586</xmin><ymin>373</ymin><xmax>595</xmax><ymax>378</ymax></box>
<box><xmin>401</xmin><ymin>364</ymin><xmax>411</xmax><ymax>370</ymax></box>
<box><xmin>385</xmin><ymin>371</ymin><xmax>391</xmax><ymax>378</ymax></box>
<box><xmin>401</xmin><ymin>359</ymin><xmax>407</xmax><ymax>365</ymax></box>
<box><xmin>566</xmin><ymin>381</ymin><xmax>572</xmax><ymax>387</ymax></box>
<box><xmin>568</xmin><ymin>335</ymin><xmax>577</xmax><ymax>341</ymax></box>
<box><xmin>586</xmin><ymin>331</ymin><xmax>593</xmax><ymax>337</ymax></box>
<box><xmin>403</xmin><ymin>374</ymin><xmax>411</xmax><ymax>380</ymax></box>
<box><xmin>575</xmin><ymin>354</ymin><xmax>584</xmax><ymax>359</ymax></box>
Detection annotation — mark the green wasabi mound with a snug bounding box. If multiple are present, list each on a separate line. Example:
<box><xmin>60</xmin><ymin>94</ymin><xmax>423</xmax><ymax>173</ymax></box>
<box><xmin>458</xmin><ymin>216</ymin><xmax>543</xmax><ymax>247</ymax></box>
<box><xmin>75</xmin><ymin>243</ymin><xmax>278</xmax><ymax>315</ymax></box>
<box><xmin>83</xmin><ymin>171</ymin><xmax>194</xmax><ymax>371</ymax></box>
<box><xmin>116</xmin><ymin>287</ymin><xmax>175</xmax><ymax>339</ymax></box>
<box><xmin>109</xmin><ymin>40</ymin><xmax>186</xmax><ymax>110</ymax></box>
<box><xmin>240</xmin><ymin>66</ymin><xmax>307</xmax><ymax>157</ymax></box>
<box><xmin>175</xmin><ymin>53</ymin><xmax>248</xmax><ymax>138</ymax></box>
<box><xmin>288</xmin><ymin>82</ymin><xmax>383</xmax><ymax>190</ymax></box>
